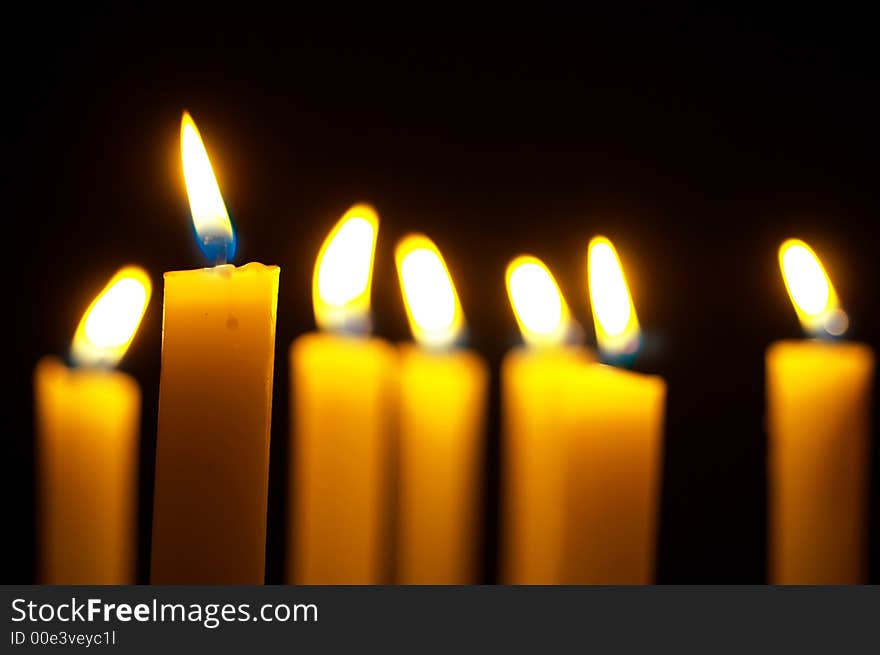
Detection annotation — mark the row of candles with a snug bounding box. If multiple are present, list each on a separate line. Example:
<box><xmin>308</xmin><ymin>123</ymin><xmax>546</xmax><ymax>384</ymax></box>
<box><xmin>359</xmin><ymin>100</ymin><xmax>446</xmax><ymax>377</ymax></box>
<box><xmin>35</xmin><ymin>113</ymin><xmax>875</xmax><ymax>585</ymax></box>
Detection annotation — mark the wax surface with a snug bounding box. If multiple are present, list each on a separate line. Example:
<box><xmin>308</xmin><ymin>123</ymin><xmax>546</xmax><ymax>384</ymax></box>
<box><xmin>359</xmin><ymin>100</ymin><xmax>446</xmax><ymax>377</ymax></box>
<box><xmin>564</xmin><ymin>363</ymin><xmax>665</xmax><ymax>584</ymax></box>
<box><xmin>501</xmin><ymin>347</ymin><xmax>591</xmax><ymax>583</ymax></box>
<box><xmin>767</xmin><ymin>340</ymin><xmax>874</xmax><ymax>584</ymax></box>
<box><xmin>34</xmin><ymin>356</ymin><xmax>140</xmax><ymax>584</ymax></box>
<box><xmin>289</xmin><ymin>332</ymin><xmax>397</xmax><ymax>584</ymax></box>
<box><xmin>151</xmin><ymin>262</ymin><xmax>279</xmax><ymax>584</ymax></box>
<box><xmin>397</xmin><ymin>345</ymin><xmax>488</xmax><ymax>584</ymax></box>
<box><xmin>502</xmin><ymin>349</ymin><xmax>665</xmax><ymax>584</ymax></box>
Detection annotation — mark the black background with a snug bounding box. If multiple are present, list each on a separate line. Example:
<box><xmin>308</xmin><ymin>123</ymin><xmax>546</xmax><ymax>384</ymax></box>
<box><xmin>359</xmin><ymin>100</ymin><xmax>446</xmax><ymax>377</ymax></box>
<box><xmin>5</xmin><ymin>10</ymin><xmax>879</xmax><ymax>583</ymax></box>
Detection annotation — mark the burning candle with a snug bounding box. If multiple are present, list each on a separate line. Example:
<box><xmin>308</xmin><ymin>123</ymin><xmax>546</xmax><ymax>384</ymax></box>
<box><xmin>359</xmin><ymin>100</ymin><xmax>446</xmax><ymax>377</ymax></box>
<box><xmin>288</xmin><ymin>205</ymin><xmax>397</xmax><ymax>584</ymax></box>
<box><xmin>767</xmin><ymin>238</ymin><xmax>875</xmax><ymax>584</ymax></box>
<box><xmin>151</xmin><ymin>111</ymin><xmax>280</xmax><ymax>584</ymax></box>
<box><xmin>35</xmin><ymin>266</ymin><xmax>151</xmax><ymax>583</ymax></box>
<box><xmin>501</xmin><ymin>255</ymin><xmax>590</xmax><ymax>583</ymax></box>
<box><xmin>394</xmin><ymin>234</ymin><xmax>488</xmax><ymax>584</ymax></box>
<box><xmin>569</xmin><ymin>236</ymin><xmax>665</xmax><ymax>584</ymax></box>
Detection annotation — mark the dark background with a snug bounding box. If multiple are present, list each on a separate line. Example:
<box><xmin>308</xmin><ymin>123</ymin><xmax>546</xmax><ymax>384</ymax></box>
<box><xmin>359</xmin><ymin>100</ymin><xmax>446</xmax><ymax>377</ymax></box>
<box><xmin>5</xmin><ymin>10</ymin><xmax>878</xmax><ymax>583</ymax></box>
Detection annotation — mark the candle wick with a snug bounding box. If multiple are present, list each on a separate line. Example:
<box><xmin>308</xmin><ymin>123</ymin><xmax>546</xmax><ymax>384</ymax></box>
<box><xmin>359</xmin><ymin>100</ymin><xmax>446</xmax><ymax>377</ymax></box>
<box><xmin>199</xmin><ymin>233</ymin><xmax>230</xmax><ymax>267</ymax></box>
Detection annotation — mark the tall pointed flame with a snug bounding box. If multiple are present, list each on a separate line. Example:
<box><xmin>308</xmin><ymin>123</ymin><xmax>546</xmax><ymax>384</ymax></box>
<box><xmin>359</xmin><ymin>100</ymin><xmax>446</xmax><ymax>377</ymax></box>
<box><xmin>779</xmin><ymin>238</ymin><xmax>847</xmax><ymax>337</ymax></box>
<box><xmin>313</xmin><ymin>204</ymin><xmax>379</xmax><ymax>333</ymax></box>
<box><xmin>395</xmin><ymin>234</ymin><xmax>464</xmax><ymax>348</ymax></box>
<box><xmin>587</xmin><ymin>236</ymin><xmax>641</xmax><ymax>360</ymax></box>
<box><xmin>71</xmin><ymin>266</ymin><xmax>152</xmax><ymax>368</ymax></box>
<box><xmin>505</xmin><ymin>255</ymin><xmax>572</xmax><ymax>347</ymax></box>
<box><xmin>180</xmin><ymin>111</ymin><xmax>235</xmax><ymax>264</ymax></box>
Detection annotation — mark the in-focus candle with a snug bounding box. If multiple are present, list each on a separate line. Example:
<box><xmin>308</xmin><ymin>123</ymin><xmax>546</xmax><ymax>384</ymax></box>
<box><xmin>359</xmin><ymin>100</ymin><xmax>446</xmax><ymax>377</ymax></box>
<box><xmin>151</xmin><ymin>112</ymin><xmax>279</xmax><ymax>584</ymax></box>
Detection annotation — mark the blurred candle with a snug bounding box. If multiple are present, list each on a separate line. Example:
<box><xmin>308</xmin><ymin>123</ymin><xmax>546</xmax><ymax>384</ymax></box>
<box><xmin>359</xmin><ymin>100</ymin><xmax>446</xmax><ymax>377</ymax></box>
<box><xmin>35</xmin><ymin>266</ymin><xmax>151</xmax><ymax>584</ymax></box>
<box><xmin>151</xmin><ymin>111</ymin><xmax>279</xmax><ymax>584</ymax></box>
<box><xmin>568</xmin><ymin>236</ymin><xmax>665</xmax><ymax>584</ymax></box>
<box><xmin>394</xmin><ymin>234</ymin><xmax>488</xmax><ymax>584</ymax></box>
<box><xmin>767</xmin><ymin>238</ymin><xmax>874</xmax><ymax>584</ymax></box>
<box><xmin>501</xmin><ymin>255</ymin><xmax>590</xmax><ymax>583</ymax></box>
<box><xmin>288</xmin><ymin>205</ymin><xmax>397</xmax><ymax>584</ymax></box>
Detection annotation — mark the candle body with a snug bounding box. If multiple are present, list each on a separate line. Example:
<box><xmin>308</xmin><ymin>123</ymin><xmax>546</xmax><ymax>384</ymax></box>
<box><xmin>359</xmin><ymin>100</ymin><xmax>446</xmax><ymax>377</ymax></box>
<box><xmin>767</xmin><ymin>340</ymin><xmax>874</xmax><ymax>584</ymax></box>
<box><xmin>34</xmin><ymin>356</ymin><xmax>140</xmax><ymax>584</ymax></box>
<box><xmin>151</xmin><ymin>262</ymin><xmax>279</xmax><ymax>584</ymax></box>
<box><xmin>501</xmin><ymin>347</ymin><xmax>591</xmax><ymax>583</ymax></box>
<box><xmin>564</xmin><ymin>364</ymin><xmax>665</xmax><ymax>584</ymax></box>
<box><xmin>396</xmin><ymin>345</ymin><xmax>488</xmax><ymax>584</ymax></box>
<box><xmin>289</xmin><ymin>333</ymin><xmax>397</xmax><ymax>584</ymax></box>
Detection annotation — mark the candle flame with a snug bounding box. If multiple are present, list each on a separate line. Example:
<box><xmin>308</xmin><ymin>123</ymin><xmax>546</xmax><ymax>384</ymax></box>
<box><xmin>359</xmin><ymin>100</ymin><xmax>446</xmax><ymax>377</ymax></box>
<box><xmin>71</xmin><ymin>266</ymin><xmax>152</xmax><ymax>368</ymax></box>
<box><xmin>313</xmin><ymin>204</ymin><xmax>379</xmax><ymax>333</ymax></box>
<box><xmin>588</xmin><ymin>236</ymin><xmax>641</xmax><ymax>359</ymax></box>
<box><xmin>505</xmin><ymin>255</ymin><xmax>572</xmax><ymax>347</ymax></box>
<box><xmin>181</xmin><ymin>111</ymin><xmax>235</xmax><ymax>264</ymax></box>
<box><xmin>396</xmin><ymin>234</ymin><xmax>464</xmax><ymax>348</ymax></box>
<box><xmin>779</xmin><ymin>238</ymin><xmax>847</xmax><ymax>337</ymax></box>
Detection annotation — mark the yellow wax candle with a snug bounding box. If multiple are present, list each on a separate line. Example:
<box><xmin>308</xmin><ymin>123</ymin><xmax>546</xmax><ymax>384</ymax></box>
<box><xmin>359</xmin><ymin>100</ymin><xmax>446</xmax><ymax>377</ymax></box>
<box><xmin>394</xmin><ymin>234</ymin><xmax>488</xmax><ymax>584</ymax></box>
<box><xmin>565</xmin><ymin>236</ymin><xmax>665</xmax><ymax>584</ymax></box>
<box><xmin>562</xmin><ymin>365</ymin><xmax>664</xmax><ymax>583</ymax></box>
<box><xmin>767</xmin><ymin>239</ymin><xmax>875</xmax><ymax>584</ymax></box>
<box><xmin>288</xmin><ymin>205</ymin><xmax>397</xmax><ymax>584</ymax></box>
<box><xmin>151</xmin><ymin>112</ymin><xmax>280</xmax><ymax>584</ymax></box>
<box><xmin>501</xmin><ymin>255</ymin><xmax>589</xmax><ymax>583</ymax></box>
<box><xmin>35</xmin><ymin>266</ymin><xmax>151</xmax><ymax>584</ymax></box>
